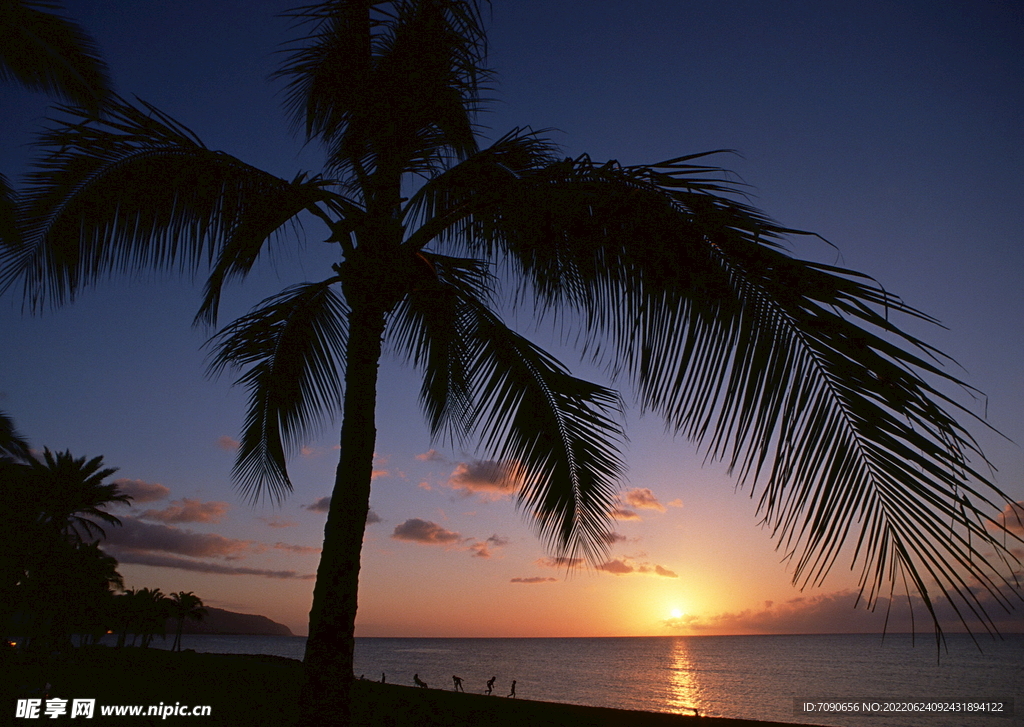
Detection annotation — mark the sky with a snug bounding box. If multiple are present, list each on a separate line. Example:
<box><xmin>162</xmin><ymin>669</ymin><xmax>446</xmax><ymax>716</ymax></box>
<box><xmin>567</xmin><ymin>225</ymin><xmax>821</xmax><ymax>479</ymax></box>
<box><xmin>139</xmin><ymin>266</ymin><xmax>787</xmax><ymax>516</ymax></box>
<box><xmin>2</xmin><ymin>0</ymin><xmax>1022</xmax><ymax>638</ymax></box>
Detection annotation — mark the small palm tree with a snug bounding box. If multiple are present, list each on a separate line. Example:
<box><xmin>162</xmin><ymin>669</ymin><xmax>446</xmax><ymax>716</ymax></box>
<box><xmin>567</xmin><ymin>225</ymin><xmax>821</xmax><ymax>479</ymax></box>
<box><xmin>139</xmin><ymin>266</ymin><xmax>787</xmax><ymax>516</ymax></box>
<box><xmin>169</xmin><ymin>591</ymin><xmax>207</xmax><ymax>651</ymax></box>
<box><xmin>0</xmin><ymin>1</ymin><xmax>1019</xmax><ymax>722</ymax></box>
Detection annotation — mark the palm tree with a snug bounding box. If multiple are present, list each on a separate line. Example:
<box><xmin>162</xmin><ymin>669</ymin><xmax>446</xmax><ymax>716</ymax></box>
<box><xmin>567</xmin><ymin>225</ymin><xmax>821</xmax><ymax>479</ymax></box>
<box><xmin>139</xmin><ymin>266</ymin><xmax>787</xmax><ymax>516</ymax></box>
<box><xmin>0</xmin><ymin>0</ymin><xmax>113</xmax><ymax>245</ymax></box>
<box><xmin>169</xmin><ymin>591</ymin><xmax>207</xmax><ymax>651</ymax></box>
<box><xmin>26</xmin><ymin>448</ymin><xmax>130</xmax><ymax>543</ymax></box>
<box><xmin>0</xmin><ymin>1</ymin><xmax>1019</xmax><ymax>721</ymax></box>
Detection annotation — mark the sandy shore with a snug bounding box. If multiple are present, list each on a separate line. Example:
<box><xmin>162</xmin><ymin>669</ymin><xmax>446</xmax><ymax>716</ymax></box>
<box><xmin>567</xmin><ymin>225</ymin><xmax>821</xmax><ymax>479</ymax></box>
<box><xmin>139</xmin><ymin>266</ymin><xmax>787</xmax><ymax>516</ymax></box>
<box><xmin>5</xmin><ymin>647</ymin><xmax>825</xmax><ymax>726</ymax></box>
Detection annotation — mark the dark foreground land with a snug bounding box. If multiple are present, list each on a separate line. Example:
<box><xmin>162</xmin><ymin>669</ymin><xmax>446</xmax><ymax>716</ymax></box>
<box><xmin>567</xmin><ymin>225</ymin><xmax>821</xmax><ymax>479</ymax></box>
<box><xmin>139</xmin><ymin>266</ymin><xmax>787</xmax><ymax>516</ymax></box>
<box><xmin>5</xmin><ymin>647</ymin><xmax>821</xmax><ymax>726</ymax></box>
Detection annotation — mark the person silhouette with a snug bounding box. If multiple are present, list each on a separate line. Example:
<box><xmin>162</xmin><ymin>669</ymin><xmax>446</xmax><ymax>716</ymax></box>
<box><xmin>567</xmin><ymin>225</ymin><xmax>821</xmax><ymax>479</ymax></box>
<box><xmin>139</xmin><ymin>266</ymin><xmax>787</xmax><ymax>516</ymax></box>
<box><xmin>413</xmin><ymin>674</ymin><xmax>428</xmax><ymax>689</ymax></box>
<box><xmin>452</xmin><ymin>675</ymin><xmax>464</xmax><ymax>692</ymax></box>
<box><xmin>485</xmin><ymin>676</ymin><xmax>496</xmax><ymax>695</ymax></box>
<box><xmin>507</xmin><ymin>680</ymin><xmax>516</xmax><ymax>698</ymax></box>
<box><xmin>381</xmin><ymin>672</ymin><xmax>386</xmax><ymax>684</ymax></box>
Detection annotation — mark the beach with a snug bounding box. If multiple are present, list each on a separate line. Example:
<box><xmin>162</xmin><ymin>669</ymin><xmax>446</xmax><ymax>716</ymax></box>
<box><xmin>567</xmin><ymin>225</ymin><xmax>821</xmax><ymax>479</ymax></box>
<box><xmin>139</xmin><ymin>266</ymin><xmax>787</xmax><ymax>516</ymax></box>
<box><xmin>6</xmin><ymin>647</ymin><xmax>820</xmax><ymax>726</ymax></box>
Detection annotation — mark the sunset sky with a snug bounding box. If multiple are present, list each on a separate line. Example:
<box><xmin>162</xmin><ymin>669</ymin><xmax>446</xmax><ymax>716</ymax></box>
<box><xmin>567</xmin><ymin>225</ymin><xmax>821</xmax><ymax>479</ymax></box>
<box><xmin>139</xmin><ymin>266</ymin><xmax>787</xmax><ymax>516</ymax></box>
<box><xmin>2</xmin><ymin>1</ymin><xmax>1022</xmax><ymax>638</ymax></box>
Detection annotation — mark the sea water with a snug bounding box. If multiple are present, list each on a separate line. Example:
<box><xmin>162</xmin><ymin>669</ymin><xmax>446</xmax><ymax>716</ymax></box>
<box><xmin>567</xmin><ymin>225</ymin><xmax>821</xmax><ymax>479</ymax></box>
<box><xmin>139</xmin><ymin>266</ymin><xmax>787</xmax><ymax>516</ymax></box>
<box><xmin>136</xmin><ymin>633</ymin><xmax>1023</xmax><ymax>726</ymax></box>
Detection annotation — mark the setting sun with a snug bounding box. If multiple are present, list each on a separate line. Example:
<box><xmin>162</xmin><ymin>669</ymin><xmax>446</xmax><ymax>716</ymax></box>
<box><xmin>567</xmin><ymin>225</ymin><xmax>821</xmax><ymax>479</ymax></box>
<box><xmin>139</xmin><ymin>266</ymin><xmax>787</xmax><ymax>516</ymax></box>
<box><xmin>670</xmin><ymin>608</ymin><xmax>683</xmax><ymax>620</ymax></box>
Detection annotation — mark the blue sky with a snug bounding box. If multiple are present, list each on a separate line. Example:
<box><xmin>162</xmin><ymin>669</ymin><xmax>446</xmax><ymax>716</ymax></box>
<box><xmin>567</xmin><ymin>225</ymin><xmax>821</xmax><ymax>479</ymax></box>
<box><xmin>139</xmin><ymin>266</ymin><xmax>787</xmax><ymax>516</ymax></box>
<box><xmin>1</xmin><ymin>1</ymin><xmax>1022</xmax><ymax>636</ymax></box>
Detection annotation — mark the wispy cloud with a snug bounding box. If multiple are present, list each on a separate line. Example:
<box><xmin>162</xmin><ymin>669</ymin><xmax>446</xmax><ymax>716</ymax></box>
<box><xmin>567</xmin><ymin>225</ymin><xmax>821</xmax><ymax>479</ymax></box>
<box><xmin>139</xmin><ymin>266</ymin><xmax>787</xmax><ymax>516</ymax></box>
<box><xmin>535</xmin><ymin>556</ymin><xmax>584</xmax><ymax>569</ymax></box>
<box><xmin>273</xmin><ymin>542</ymin><xmax>321</xmax><ymax>555</ymax></box>
<box><xmin>103</xmin><ymin>518</ymin><xmax>252</xmax><ymax>559</ymax></box>
<box><xmin>610</xmin><ymin>508</ymin><xmax>641</xmax><ymax>521</ymax></box>
<box><xmin>511</xmin><ymin>577</ymin><xmax>558</xmax><ymax>584</ymax></box>
<box><xmin>416</xmin><ymin>449</ymin><xmax>446</xmax><ymax>462</ymax></box>
<box><xmin>468</xmin><ymin>535</ymin><xmax>508</xmax><ymax>558</ymax></box>
<box><xmin>216</xmin><ymin>435</ymin><xmax>240</xmax><ymax>451</ymax></box>
<box><xmin>111</xmin><ymin>550</ymin><xmax>315</xmax><ymax>579</ymax></box>
<box><xmin>258</xmin><ymin>517</ymin><xmax>298</xmax><ymax>529</ymax></box>
<box><xmin>990</xmin><ymin>501</ymin><xmax>1024</xmax><ymax>537</ymax></box>
<box><xmin>621</xmin><ymin>487</ymin><xmax>667</xmax><ymax>512</ymax></box>
<box><xmin>305</xmin><ymin>497</ymin><xmax>331</xmax><ymax>513</ymax></box>
<box><xmin>596</xmin><ymin>556</ymin><xmax>677</xmax><ymax>577</ymax></box>
<box><xmin>111</xmin><ymin>478</ymin><xmax>170</xmax><ymax>504</ymax></box>
<box><xmin>667</xmin><ymin>585</ymin><xmax>1024</xmax><ymax>634</ymax></box>
<box><xmin>139</xmin><ymin>498</ymin><xmax>230</xmax><ymax>524</ymax></box>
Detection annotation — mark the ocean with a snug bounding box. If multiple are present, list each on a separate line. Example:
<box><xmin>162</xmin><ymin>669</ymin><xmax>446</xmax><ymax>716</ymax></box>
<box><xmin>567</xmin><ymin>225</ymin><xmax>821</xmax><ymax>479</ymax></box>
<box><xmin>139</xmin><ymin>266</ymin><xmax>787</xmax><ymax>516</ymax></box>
<box><xmin>127</xmin><ymin>633</ymin><xmax>1023</xmax><ymax>726</ymax></box>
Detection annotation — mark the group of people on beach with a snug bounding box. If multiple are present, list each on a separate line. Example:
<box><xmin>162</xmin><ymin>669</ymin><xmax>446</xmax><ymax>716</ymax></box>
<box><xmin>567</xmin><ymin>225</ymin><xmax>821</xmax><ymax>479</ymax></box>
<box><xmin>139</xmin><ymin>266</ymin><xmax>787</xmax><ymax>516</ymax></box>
<box><xmin>406</xmin><ymin>673</ymin><xmax>515</xmax><ymax>697</ymax></box>
<box><xmin>367</xmin><ymin>671</ymin><xmax>516</xmax><ymax>697</ymax></box>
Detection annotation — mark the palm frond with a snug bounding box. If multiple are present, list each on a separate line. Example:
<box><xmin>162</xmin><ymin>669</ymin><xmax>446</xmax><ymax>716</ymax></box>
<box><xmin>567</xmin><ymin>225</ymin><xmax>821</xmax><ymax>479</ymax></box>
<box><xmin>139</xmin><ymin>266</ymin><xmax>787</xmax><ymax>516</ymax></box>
<box><xmin>207</xmin><ymin>281</ymin><xmax>348</xmax><ymax>503</ymax></box>
<box><xmin>2</xmin><ymin>97</ymin><xmax>328</xmax><ymax>312</ymax></box>
<box><xmin>0</xmin><ymin>173</ymin><xmax>19</xmax><ymax>248</ymax></box>
<box><xmin>274</xmin><ymin>0</ymin><xmax>489</xmax><ymax>185</ymax></box>
<box><xmin>418</xmin><ymin>149</ymin><xmax>1021</xmax><ymax>631</ymax></box>
<box><xmin>391</xmin><ymin>266</ymin><xmax>625</xmax><ymax>563</ymax></box>
<box><xmin>0</xmin><ymin>408</ymin><xmax>31</xmax><ymax>462</ymax></box>
<box><xmin>0</xmin><ymin>0</ymin><xmax>112</xmax><ymax>113</ymax></box>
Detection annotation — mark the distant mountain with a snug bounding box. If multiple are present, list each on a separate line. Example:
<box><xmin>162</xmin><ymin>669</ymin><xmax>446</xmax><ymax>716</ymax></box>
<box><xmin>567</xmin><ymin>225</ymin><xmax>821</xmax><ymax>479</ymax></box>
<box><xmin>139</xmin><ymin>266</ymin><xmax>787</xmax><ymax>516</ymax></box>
<box><xmin>174</xmin><ymin>607</ymin><xmax>293</xmax><ymax>636</ymax></box>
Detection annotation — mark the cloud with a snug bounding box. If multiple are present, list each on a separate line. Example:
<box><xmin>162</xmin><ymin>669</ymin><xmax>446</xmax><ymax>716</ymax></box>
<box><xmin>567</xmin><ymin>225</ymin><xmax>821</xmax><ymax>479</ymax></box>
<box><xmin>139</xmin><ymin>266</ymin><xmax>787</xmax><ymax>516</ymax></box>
<box><xmin>217</xmin><ymin>435</ymin><xmax>240</xmax><ymax>451</ymax></box>
<box><xmin>300</xmin><ymin>445</ymin><xmax>317</xmax><ymax>456</ymax></box>
<box><xmin>511</xmin><ymin>577</ymin><xmax>558</xmax><ymax>584</ymax></box>
<box><xmin>302</xmin><ymin>498</ymin><xmax>380</xmax><ymax>525</ymax></box>
<box><xmin>668</xmin><ymin>499</ymin><xmax>684</xmax><ymax>508</ymax></box>
<box><xmin>535</xmin><ymin>556</ymin><xmax>584</xmax><ymax>569</ymax></box>
<box><xmin>102</xmin><ymin>517</ymin><xmax>252</xmax><ymax>559</ymax></box>
<box><xmin>305</xmin><ymin>497</ymin><xmax>331</xmax><ymax>513</ymax></box>
<box><xmin>669</xmin><ymin>585</ymin><xmax>1024</xmax><ymax>634</ymax></box>
<box><xmin>109</xmin><ymin>550</ymin><xmax>315</xmax><ymax>579</ymax></box>
<box><xmin>139</xmin><ymin>498</ymin><xmax>230</xmax><ymax>524</ymax></box>
<box><xmin>611</xmin><ymin>508</ymin><xmax>641</xmax><ymax>521</ymax></box>
<box><xmin>258</xmin><ymin>517</ymin><xmax>298</xmax><ymax>529</ymax></box>
<box><xmin>468</xmin><ymin>534</ymin><xmax>509</xmax><ymax>558</ymax></box>
<box><xmin>601</xmin><ymin>532</ymin><xmax>629</xmax><ymax>545</ymax></box>
<box><xmin>595</xmin><ymin>556</ymin><xmax>677</xmax><ymax>577</ymax></box>
<box><xmin>621</xmin><ymin>488</ymin><xmax>667</xmax><ymax>512</ymax></box>
<box><xmin>447</xmin><ymin>460</ymin><xmax>519</xmax><ymax>500</ymax></box>
<box><xmin>596</xmin><ymin>558</ymin><xmax>634</xmax><ymax>574</ymax></box>
<box><xmin>273</xmin><ymin>542</ymin><xmax>321</xmax><ymax>555</ymax></box>
<box><xmin>111</xmin><ymin>479</ymin><xmax>170</xmax><ymax>504</ymax></box>
<box><xmin>391</xmin><ymin>518</ymin><xmax>462</xmax><ymax>545</ymax></box>
<box><xmin>416</xmin><ymin>449</ymin><xmax>446</xmax><ymax>462</ymax></box>
<box><xmin>990</xmin><ymin>501</ymin><xmax>1024</xmax><ymax>537</ymax></box>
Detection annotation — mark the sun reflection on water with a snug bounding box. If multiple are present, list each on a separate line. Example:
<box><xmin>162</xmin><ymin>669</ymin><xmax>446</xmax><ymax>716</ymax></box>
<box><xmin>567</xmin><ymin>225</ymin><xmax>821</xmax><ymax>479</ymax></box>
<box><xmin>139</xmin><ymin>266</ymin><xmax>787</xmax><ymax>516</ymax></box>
<box><xmin>667</xmin><ymin>637</ymin><xmax>704</xmax><ymax>717</ymax></box>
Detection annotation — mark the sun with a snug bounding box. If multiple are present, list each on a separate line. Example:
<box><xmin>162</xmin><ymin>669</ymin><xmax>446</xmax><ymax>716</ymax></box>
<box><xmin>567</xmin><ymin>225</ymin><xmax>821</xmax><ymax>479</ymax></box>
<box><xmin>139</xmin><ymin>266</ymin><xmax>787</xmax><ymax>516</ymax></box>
<box><xmin>669</xmin><ymin>608</ymin><xmax>683</xmax><ymax>620</ymax></box>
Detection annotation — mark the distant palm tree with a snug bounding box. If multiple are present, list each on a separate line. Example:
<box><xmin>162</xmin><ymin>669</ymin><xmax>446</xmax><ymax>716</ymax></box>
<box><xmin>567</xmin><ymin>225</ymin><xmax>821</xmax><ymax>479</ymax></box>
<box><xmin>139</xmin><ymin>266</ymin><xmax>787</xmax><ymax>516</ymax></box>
<box><xmin>169</xmin><ymin>591</ymin><xmax>207</xmax><ymax>651</ymax></box>
<box><xmin>0</xmin><ymin>0</ymin><xmax>113</xmax><ymax>245</ymax></box>
<box><xmin>113</xmin><ymin>587</ymin><xmax>172</xmax><ymax>648</ymax></box>
<box><xmin>1</xmin><ymin>1</ymin><xmax>1019</xmax><ymax>723</ymax></box>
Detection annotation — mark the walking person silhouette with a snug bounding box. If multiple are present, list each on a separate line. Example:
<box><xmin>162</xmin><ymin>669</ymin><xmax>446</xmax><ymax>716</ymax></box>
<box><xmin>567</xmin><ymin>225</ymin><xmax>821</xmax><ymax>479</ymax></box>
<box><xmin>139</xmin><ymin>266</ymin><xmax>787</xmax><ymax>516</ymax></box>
<box><xmin>452</xmin><ymin>675</ymin><xmax>464</xmax><ymax>692</ymax></box>
<box><xmin>507</xmin><ymin>680</ymin><xmax>516</xmax><ymax>698</ymax></box>
<box><xmin>485</xmin><ymin>676</ymin><xmax>496</xmax><ymax>695</ymax></box>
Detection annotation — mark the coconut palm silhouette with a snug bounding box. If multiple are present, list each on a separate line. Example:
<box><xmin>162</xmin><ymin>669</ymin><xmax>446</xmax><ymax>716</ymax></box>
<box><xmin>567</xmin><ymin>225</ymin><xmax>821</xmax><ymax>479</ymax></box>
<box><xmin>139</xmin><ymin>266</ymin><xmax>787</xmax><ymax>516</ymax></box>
<box><xmin>169</xmin><ymin>591</ymin><xmax>207</xmax><ymax>652</ymax></box>
<box><xmin>1</xmin><ymin>1</ymin><xmax>1020</xmax><ymax>724</ymax></box>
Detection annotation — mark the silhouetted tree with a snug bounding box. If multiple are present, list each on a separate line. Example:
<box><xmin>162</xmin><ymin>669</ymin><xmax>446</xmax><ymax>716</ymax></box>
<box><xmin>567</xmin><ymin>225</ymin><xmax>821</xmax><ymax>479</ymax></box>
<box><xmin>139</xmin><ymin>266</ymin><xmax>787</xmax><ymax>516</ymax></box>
<box><xmin>1</xmin><ymin>2</ymin><xmax>1019</xmax><ymax>723</ymax></box>
<box><xmin>169</xmin><ymin>591</ymin><xmax>207</xmax><ymax>651</ymax></box>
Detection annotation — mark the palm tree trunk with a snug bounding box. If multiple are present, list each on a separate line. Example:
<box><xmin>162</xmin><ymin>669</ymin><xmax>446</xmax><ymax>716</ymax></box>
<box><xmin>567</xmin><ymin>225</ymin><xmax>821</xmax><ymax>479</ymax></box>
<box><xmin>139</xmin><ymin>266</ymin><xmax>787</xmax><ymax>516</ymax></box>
<box><xmin>298</xmin><ymin>301</ymin><xmax>387</xmax><ymax>727</ymax></box>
